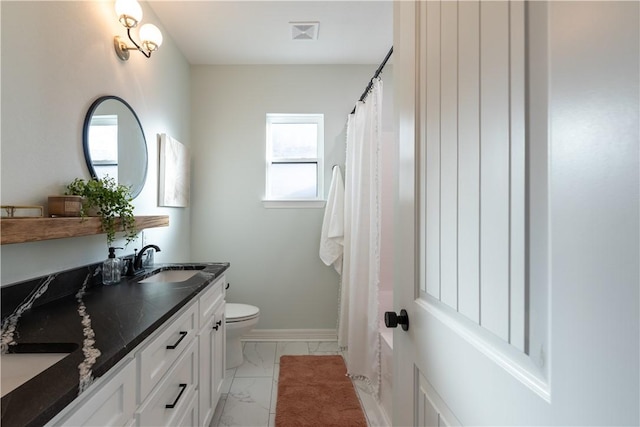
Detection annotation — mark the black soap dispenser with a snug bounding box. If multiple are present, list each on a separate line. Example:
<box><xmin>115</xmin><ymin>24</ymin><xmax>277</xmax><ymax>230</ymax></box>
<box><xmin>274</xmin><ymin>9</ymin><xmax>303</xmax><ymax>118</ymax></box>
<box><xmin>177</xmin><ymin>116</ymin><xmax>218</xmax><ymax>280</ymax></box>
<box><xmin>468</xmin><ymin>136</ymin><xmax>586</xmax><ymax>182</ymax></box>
<box><xmin>103</xmin><ymin>247</ymin><xmax>123</xmax><ymax>285</ymax></box>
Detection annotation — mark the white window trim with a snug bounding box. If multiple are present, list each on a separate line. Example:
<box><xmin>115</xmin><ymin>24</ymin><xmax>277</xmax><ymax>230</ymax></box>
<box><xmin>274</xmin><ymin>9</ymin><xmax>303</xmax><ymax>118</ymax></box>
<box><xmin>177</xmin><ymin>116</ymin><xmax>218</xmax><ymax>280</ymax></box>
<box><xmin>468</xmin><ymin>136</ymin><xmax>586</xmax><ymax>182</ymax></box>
<box><xmin>262</xmin><ymin>200</ymin><xmax>326</xmax><ymax>209</ymax></box>
<box><xmin>264</xmin><ymin>113</ymin><xmax>325</xmax><ymax>206</ymax></box>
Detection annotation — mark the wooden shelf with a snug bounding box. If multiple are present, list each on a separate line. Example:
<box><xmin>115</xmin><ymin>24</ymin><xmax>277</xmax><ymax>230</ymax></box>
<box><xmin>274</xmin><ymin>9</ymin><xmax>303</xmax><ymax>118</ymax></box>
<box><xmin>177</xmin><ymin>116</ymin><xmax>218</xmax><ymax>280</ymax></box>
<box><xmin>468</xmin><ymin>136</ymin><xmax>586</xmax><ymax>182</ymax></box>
<box><xmin>0</xmin><ymin>215</ymin><xmax>169</xmax><ymax>245</ymax></box>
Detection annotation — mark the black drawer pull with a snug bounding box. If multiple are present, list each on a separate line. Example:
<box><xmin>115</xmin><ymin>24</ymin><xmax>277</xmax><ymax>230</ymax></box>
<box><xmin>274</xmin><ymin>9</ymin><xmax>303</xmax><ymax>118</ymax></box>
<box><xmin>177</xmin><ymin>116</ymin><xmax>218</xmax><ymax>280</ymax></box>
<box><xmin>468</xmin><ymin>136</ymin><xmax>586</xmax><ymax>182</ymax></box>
<box><xmin>165</xmin><ymin>383</ymin><xmax>187</xmax><ymax>409</ymax></box>
<box><xmin>225</xmin><ymin>282</ymin><xmax>230</xmax><ymax>290</ymax></box>
<box><xmin>166</xmin><ymin>331</ymin><xmax>188</xmax><ymax>349</ymax></box>
<box><xmin>213</xmin><ymin>320</ymin><xmax>222</xmax><ymax>331</ymax></box>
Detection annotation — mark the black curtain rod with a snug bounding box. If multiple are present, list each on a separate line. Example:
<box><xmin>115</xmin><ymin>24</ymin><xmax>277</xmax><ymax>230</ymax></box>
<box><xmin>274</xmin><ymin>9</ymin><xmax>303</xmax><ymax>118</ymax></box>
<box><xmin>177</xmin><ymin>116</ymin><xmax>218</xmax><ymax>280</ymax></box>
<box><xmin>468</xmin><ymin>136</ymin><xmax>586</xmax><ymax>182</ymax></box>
<box><xmin>351</xmin><ymin>46</ymin><xmax>393</xmax><ymax>114</ymax></box>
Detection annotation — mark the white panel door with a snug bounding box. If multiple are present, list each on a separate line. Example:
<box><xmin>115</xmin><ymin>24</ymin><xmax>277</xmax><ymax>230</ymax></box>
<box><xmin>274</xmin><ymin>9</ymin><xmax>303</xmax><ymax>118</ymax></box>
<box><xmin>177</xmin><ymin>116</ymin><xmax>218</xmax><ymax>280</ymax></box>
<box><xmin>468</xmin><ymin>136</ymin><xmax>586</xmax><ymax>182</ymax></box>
<box><xmin>393</xmin><ymin>1</ymin><xmax>639</xmax><ymax>425</ymax></box>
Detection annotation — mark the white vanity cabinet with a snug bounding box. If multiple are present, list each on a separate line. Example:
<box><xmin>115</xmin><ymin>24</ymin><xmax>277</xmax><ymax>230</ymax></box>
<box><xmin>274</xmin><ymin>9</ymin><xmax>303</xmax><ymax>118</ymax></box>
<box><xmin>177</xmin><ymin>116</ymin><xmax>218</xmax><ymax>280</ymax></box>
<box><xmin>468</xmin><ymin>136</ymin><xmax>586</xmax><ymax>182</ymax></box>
<box><xmin>197</xmin><ymin>277</ymin><xmax>226</xmax><ymax>427</ymax></box>
<box><xmin>46</xmin><ymin>274</ymin><xmax>227</xmax><ymax>427</ymax></box>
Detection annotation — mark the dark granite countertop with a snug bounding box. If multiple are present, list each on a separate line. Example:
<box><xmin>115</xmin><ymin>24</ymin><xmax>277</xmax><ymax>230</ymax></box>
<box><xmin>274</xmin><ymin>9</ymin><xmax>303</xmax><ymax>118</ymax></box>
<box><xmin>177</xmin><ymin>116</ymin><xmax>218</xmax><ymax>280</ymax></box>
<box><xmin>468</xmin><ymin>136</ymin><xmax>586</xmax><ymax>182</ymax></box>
<box><xmin>0</xmin><ymin>262</ymin><xmax>230</xmax><ymax>427</ymax></box>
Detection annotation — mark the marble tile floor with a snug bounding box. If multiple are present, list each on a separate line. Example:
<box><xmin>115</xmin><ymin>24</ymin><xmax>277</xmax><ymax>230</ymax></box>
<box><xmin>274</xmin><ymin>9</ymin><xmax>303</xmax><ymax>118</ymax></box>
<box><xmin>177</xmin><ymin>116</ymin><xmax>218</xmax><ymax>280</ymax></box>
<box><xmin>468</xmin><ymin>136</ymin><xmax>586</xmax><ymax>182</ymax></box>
<box><xmin>211</xmin><ymin>341</ymin><xmax>389</xmax><ymax>427</ymax></box>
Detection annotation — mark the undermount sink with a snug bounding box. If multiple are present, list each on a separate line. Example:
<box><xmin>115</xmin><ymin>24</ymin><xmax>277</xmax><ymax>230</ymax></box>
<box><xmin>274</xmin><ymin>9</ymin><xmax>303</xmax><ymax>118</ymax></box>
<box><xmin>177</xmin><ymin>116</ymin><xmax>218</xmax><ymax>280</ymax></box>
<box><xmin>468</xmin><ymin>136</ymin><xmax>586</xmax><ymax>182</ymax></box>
<box><xmin>138</xmin><ymin>270</ymin><xmax>200</xmax><ymax>283</ymax></box>
<box><xmin>1</xmin><ymin>343</ymin><xmax>76</xmax><ymax>397</ymax></box>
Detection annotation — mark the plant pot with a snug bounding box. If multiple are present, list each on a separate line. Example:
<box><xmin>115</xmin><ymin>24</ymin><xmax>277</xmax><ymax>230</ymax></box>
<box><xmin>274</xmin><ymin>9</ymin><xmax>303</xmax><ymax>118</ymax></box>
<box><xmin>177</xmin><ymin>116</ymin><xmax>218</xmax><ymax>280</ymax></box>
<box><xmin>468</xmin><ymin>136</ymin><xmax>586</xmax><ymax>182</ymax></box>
<box><xmin>48</xmin><ymin>196</ymin><xmax>83</xmax><ymax>217</ymax></box>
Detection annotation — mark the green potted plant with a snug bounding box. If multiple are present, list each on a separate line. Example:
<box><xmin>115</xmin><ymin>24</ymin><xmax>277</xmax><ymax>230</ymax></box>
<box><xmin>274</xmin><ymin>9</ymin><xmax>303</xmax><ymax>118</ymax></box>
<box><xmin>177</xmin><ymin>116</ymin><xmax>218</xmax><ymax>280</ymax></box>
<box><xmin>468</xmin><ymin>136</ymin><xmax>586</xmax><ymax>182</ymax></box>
<box><xmin>65</xmin><ymin>177</ymin><xmax>137</xmax><ymax>246</ymax></box>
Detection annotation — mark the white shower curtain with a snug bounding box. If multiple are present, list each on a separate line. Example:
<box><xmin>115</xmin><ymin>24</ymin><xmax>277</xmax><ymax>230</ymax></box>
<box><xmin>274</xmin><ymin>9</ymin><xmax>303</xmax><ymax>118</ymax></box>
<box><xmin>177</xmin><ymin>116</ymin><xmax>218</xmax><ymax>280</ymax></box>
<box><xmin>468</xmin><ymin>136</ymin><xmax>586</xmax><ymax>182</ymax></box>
<box><xmin>339</xmin><ymin>78</ymin><xmax>382</xmax><ymax>397</ymax></box>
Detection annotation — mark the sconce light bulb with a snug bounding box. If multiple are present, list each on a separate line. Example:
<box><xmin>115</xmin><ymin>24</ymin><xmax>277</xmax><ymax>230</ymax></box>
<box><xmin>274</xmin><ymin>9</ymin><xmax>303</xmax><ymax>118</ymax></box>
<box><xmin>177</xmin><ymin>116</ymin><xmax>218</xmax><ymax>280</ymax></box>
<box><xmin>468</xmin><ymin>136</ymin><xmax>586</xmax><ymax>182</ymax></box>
<box><xmin>139</xmin><ymin>23</ymin><xmax>163</xmax><ymax>51</ymax></box>
<box><xmin>115</xmin><ymin>0</ymin><xmax>142</xmax><ymax>28</ymax></box>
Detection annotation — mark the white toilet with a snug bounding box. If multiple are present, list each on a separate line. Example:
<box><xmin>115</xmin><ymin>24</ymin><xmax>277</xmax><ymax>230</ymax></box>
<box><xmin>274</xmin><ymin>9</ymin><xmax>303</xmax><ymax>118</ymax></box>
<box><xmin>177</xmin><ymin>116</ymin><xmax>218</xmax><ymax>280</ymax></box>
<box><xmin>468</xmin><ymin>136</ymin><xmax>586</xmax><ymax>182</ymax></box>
<box><xmin>225</xmin><ymin>303</ymin><xmax>260</xmax><ymax>368</ymax></box>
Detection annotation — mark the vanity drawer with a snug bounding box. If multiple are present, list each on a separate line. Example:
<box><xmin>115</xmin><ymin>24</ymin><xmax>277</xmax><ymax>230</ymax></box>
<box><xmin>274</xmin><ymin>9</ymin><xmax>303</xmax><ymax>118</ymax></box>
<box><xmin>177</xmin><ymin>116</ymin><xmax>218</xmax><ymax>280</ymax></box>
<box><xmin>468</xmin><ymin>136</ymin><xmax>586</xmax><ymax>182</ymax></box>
<box><xmin>138</xmin><ymin>302</ymin><xmax>198</xmax><ymax>400</ymax></box>
<box><xmin>136</xmin><ymin>338</ymin><xmax>199</xmax><ymax>427</ymax></box>
<box><xmin>198</xmin><ymin>274</ymin><xmax>225</xmax><ymax>328</ymax></box>
<box><xmin>173</xmin><ymin>392</ymin><xmax>199</xmax><ymax>427</ymax></box>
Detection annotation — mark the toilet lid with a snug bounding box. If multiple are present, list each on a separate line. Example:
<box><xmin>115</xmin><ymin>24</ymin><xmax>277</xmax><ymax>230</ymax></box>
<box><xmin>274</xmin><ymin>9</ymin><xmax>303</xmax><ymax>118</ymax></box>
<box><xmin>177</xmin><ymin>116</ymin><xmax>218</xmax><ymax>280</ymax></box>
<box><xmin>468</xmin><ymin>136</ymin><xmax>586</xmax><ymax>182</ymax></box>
<box><xmin>226</xmin><ymin>303</ymin><xmax>260</xmax><ymax>322</ymax></box>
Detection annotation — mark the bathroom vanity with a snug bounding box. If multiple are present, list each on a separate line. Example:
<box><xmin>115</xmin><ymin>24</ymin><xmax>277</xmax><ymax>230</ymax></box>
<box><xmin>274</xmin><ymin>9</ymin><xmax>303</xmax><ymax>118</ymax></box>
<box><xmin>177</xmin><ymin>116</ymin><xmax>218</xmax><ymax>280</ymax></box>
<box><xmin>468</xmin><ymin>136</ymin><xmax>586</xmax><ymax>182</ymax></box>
<box><xmin>0</xmin><ymin>262</ymin><xmax>229</xmax><ymax>427</ymax></box>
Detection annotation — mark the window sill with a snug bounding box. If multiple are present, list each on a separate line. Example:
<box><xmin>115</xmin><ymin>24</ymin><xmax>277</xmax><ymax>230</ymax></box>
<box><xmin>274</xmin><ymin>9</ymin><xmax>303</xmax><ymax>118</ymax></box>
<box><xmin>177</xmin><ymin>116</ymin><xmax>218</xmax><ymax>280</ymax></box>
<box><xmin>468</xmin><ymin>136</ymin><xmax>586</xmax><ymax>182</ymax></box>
<box><xmin>262</xmin><ymin>200</ymin><xmax>326</xmax><ymax>209</ymax></box>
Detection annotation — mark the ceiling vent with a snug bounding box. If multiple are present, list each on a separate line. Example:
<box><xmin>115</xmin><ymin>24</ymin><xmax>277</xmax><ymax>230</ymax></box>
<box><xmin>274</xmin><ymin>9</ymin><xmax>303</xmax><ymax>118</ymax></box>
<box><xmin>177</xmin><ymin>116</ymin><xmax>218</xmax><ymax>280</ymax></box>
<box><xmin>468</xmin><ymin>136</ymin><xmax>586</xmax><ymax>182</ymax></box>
<box><xmin>290</xmin><ymin>22</ymin><xmax>319</xmax><ymax>41</ymax></box>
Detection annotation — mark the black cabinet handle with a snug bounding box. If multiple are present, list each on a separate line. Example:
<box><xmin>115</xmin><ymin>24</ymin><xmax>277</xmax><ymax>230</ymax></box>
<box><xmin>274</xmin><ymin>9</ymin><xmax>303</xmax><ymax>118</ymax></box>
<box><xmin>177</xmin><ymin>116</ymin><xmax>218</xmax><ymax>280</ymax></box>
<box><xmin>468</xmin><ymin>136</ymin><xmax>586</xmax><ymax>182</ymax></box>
<box><xmin>213</xmin><ymin>320</ymin><xmax>222</xmax><ymax>331</ymax></box>
<box><xmin>165</xmin><ymin>383</ymin><xmax>187</xmax><ymax>409</ymax></box>
<box><xmin>166</xmin><ymin>331</ymin><xmax>188</xmax><ymax>349</ymax></box>
<box><xmin>225</xmin><ymin>282</ymin><xmax>230</xmax><ymax>290</ymax></box>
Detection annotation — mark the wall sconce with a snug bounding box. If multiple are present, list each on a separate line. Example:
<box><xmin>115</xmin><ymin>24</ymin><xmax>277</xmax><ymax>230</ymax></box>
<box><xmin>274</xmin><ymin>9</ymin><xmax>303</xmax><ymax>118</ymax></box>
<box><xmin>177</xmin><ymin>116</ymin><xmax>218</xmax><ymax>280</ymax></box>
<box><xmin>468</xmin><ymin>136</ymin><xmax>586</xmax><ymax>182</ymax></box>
<box><xmin>113</xmin><ymin>0</ymin><xmax>163</xmax><ymax>61</ymax></box>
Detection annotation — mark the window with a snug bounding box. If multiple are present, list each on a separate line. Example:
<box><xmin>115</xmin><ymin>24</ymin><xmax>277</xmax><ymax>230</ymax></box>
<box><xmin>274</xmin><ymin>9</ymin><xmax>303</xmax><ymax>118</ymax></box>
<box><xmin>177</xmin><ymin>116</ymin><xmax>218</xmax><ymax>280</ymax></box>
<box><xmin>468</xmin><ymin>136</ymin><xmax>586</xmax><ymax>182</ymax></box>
<box><xmin>88</xmin><ymin>114</ymin><xmax>119</xmax><ymax>181</ymax></box>
<box><xmin>265</xmin><ymin>114</ymin><xmax>324</xmax><ymax>207</ymax></box>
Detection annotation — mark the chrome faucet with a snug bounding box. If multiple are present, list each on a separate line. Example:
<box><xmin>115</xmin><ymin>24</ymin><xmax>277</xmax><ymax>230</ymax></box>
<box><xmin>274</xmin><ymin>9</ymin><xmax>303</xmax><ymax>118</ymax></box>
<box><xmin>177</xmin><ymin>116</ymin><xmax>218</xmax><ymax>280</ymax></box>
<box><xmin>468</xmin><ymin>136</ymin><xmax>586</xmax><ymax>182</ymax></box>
<box><xmin>134</xmin><ymin>244</ymin><xmax>161</xmax><ymax>271</ymax></box>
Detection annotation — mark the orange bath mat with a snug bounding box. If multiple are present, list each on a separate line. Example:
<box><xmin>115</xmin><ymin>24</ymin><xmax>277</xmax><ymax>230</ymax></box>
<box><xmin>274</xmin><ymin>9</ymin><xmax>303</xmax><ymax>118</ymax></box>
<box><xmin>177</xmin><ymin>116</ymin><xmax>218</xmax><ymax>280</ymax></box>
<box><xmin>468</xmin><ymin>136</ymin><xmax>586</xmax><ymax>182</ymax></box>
<box><xmin>275</xmin><ymin>355</ymin><xmax>368</xmax><ymax>427</ymax></box>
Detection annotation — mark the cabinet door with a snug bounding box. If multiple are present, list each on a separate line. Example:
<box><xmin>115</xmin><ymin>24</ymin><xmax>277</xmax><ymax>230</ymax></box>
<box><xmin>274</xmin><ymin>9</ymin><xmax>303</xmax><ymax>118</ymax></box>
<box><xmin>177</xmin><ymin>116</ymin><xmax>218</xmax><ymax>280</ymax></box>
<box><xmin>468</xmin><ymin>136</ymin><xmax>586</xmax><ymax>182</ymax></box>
<box><xmin>198</xmin><ymin>320</ymin><xmax>214</xmax><ymax>427</ymax></box>
<box><xmin>198</xmin><ymin>275</ymin><xmax>225</xmax><ymax>329</ymax></box>
<box><xmin>198</xmin><ymin>299</ymin><xmax>225</xmax><ymax>427</ymax></box>
<box><xmin>212</xmin><ymin>300</ymin><xmax>226</xmax><ymax>399</ymax></box>
<box><xmin>56</xmin><ymin>358</ymin><xmax>136</xmax><ymax>426</ymax></box>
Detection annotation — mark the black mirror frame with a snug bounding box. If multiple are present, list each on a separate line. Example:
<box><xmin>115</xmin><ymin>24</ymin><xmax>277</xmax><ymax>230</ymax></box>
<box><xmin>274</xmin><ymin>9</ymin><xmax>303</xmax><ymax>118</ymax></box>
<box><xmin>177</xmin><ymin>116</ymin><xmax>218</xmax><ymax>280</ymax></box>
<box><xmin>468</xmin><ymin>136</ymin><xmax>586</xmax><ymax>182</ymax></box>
<box><xmin>82</xmin><ymin>95</ymin><xmax>148</xmax><ymax>199</ymax></box>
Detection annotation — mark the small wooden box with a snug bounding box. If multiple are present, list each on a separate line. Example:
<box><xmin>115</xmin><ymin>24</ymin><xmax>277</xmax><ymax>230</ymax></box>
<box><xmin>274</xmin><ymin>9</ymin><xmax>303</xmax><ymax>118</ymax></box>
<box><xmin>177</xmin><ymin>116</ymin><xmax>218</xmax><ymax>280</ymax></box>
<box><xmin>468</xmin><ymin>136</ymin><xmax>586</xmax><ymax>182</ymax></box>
<box><xmin>48</xmin><ymin>196</ymin><xmax>84</xmax><ymax>217</ymax></box>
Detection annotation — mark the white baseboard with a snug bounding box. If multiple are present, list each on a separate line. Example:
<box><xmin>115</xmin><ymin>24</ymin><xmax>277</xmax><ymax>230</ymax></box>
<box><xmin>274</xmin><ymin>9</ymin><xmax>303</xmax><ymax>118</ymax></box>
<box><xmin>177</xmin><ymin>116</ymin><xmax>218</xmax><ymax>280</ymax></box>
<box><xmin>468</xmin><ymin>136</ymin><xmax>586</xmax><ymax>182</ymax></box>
<box><xmin>240</xmin><ymin>329</ymin><xmax>337</xmax><ymax>342</ymax></box>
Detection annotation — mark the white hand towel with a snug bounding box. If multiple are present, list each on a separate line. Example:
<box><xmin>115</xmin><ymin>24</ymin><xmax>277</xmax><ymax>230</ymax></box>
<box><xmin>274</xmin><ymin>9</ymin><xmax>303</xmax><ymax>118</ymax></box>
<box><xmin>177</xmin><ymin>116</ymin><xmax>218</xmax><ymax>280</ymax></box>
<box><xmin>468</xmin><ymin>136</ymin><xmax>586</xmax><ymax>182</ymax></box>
<box><xmin>320</xmin><ymin>165</ymin><xmax>345</xmax><ymax>274</ymax></box>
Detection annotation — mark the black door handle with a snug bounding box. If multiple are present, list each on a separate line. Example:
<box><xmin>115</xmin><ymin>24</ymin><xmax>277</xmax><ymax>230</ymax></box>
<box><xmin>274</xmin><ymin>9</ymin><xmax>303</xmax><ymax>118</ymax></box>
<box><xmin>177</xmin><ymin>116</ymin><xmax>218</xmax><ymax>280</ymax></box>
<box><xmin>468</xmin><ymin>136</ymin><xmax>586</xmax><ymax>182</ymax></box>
<box><xmin>384</xmin><ymin>310</ymin><xmax>409</xmax><ymax>331</ymax></box>
<box><xmin>213</xmin><ymin>320</ymin><xmax>222</xmax><ymax>330</ymax></box>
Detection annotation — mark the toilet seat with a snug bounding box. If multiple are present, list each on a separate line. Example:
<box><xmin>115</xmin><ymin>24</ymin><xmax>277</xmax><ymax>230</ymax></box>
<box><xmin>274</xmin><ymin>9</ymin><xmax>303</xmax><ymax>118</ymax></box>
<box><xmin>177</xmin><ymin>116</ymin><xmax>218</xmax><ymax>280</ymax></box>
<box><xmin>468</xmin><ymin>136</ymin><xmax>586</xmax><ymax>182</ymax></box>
<box><xmin>226</xmin><ymin>303</ymin><xmax>260</xmax><ymax>323</ymax></box>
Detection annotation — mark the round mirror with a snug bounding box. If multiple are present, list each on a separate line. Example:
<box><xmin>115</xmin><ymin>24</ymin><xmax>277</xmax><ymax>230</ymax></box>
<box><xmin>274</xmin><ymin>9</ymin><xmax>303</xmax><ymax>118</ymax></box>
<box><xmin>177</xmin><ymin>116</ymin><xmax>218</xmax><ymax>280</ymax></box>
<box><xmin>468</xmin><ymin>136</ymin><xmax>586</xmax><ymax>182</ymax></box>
<box><xmin>82</xmin><ymin>96</ymin><xmax>148</xmax><ymax>198</ymax></box>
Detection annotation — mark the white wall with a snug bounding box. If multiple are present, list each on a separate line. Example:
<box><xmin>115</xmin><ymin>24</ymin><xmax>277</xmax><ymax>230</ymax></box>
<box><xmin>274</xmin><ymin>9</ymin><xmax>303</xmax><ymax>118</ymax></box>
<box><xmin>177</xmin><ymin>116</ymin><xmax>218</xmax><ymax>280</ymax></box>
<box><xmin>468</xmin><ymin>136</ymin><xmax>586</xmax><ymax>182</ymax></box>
<box><xmin>190</xmin><ymin>65</ymin><xmax>387</xmax><ymax>330</ymax></box>
<box><xmin>1</xmin><ymin>1</ymin><xmax>192</xmax><ymax>285</ymax></box>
